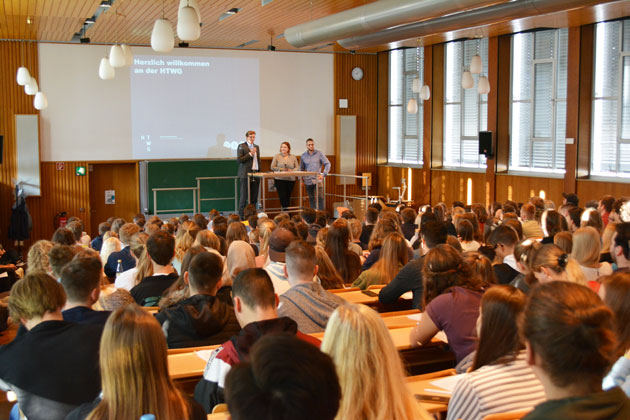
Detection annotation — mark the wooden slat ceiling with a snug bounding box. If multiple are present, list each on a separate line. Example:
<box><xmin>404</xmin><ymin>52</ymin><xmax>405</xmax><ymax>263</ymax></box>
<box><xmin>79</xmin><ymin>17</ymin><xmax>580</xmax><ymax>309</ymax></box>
<box><xmin>1</xmin><ymin>0</ymin><xmax>630</xmax><ymax>53</ymax></box>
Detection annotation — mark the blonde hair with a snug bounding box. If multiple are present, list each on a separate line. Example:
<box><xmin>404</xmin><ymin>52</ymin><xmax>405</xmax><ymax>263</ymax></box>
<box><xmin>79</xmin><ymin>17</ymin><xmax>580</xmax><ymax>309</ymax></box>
<box><xmin>257</xmin><ymin>219</ymin><xmax>276</xmax><ymax>257</ymax></box>
<box><xmin>366</xmin><ymin>232</ymin><xmax>408</xmax><ymax>285</ymax></box>
<box><xmin>133</xmin><ymin>247</ymin><xmax>154</xmax><ymax>287</ymax></box>
<box><xmin>571</xmin><ymin>227</ymin><xmax>602</xmax><ymax>268</ymax></box>
<box><xmin>86</xmin><ymin>305</ymin><xmax>190</xmax><ymax>420</ymax></box>
<box><xmin>321</xmin><ymin>304</ymin><xmax>432</xmax><ymax>420</ymax></box>
<box><xmin>316</xmin><ymin>227</ymin><xmax>329</xmax><ymax>249</ymax></box>
<box><xmin>9</xmin><ymin>273</ymin><xmax>66</xmax><ymax>320</ymax></box>
<box><xmin>174</xmin><ymin>226</ymin><xmax>198</xmax><ymax>262</ymax></box>
<box><xmin>193</xmin><ymin>229</ymin><xmax>221</xmax><ymax>252</ymax></box>
<box><xmin>368</xmin><ymin>212</ymin><xmax>402</xmax><ymax>251</ymax></box>
<box><xmin>100</xmin><ymin>237</ymin><xmax>121</xmax><ymax>266</ymax></box>
<box><xmin>27</xmin><ymin>239</ymin><xmax>53</xmax><ymax>275</ymax></box>
<box><xmin>531</xmin><ymin>244</ymin><xmax>587</xmax><ymax>285</ymax></box>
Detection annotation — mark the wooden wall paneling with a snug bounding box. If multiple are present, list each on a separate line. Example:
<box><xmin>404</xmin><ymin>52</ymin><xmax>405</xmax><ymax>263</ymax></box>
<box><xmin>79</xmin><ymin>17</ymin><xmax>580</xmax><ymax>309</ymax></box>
<box><xmin>377</xmin><ymin>52</ymin><xmax>389</xmax><ymax>165</ymax></box>
<box><xmin>333</xmin><ymin>53</ymin><xmax>378</xmax><ymax>214</ymax></box>
<box><xmin>496</xmin><ymin>174</ymin><xmax>564</xmax><ymax>206</ymax></box>
<box><xmin>495</xmin><ymin>35</ymin><xmax>512</xmax><ymax>174</ymax></box>
<box><xmin>430</xmin><ymin>170</ymin><xmax>485</xmax><ymax>206</ymax></box>
<box><xmin>421</xmin><ymin>45</ymin><xmax>433</xmax><ymax>205</ymax></box>
<box><xmin>377</xmin><ymin>166</ymin><xmax>403</xmax><ymax>201</ymax></box>
<box><xmin>576</xmin><ymin>25</ymin><xmax>594</xmax><ymax>180</ymax></box>
<box><xmin>27</xmin><ymin>161</ymin><xmax>91</xmax><ymax>247</ymax></box>
<box><xmin>431</xmin><ymin>44</ymin><xmax>444</xmax><ymax>169</ymax></box>
<box><xmin>0</xmin><ymin>41</ymin><xmax>38</xmax><ymax>253</ymax></box>
<box><xmin>88</xmin><ymin>162</ymin><xmax>139</xmax><ymax>238</ymax></box>
<box><xmin>577</xmin><ymin>180</ymin><xmax>630</xmax><ymax>204</ymax></box>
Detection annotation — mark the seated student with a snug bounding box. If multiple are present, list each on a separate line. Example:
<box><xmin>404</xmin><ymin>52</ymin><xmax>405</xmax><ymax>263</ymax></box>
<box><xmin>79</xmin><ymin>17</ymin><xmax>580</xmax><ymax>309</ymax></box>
<box><xmin>600</xmin><ymin>273</ymin><xmax>630</xmax><ymax>397</ymax></box>
<box><xmin>612</xmin><ymin>222</ymin><xmax>630</xmax><ymax>273</ymax></box>
<box><xmin>520</xmin><ymin>203</ymin><xmax>544</xmax><ymax>239</ymax></box>
<box><xmin>194</xmin><ymin>268</ymin><xmax>319</xmax><ymax>413</ymax></box>
<box><xmin>447</xmin><ymin>285</ymin><xmax>545</xmax><ymax>420</ymax></box>
<box><xmin>458</xmin><ymin>219</ymin><xmax>481</xmax><ymax>252</ymax></box>
<box><xmin>487</xmin><ymin>224</ymin><xmax>521</xmax><ymax>284</ymax></box>
<box><xmin>409</xmin><ymin>244</ymin><xmax>486</xmax><ymax>363</ymax></box>
<box><xmin>322</xmin><ymin>304</ymin><xmax>433</xmax><ymax>420</ymax></box>
<box><xmin>571</xmin><ymin>227</ymin><xmax>613</xmax><ymax>285</ymax></box>
<box><xmin>67</xmin><ymin>221</ymin><xmax>86</xmax><ymax>247</ymax></box>
<box><xmin>363</xmin><ymin>213</ymin><xmax>412</xmax><ymax>271</ymax></box>
<box><xmin>0</xmin><ymin>273</ymin><xmax>102</xmax><ymax>420</ymax></box>
<box><xmin>379</xmin><ymin>220</ymin><xmax>447</xmax><ymax>309</ymax></box>
<box><xmin>52</xmin><ymin>227</ymin><xmax>76</xmax><ymax>246</ymax></box>
<box><xmin>60</xmin><ymin>257</ymin><xmax>111</xmax><ymax>326</ymax></box>
<box><xmin>104</xmin><ymin>222</ymin><xmax>140</xmax><ymax>278</ymax></box>
<box><xmin>90</xmin><ymin>222</ymin><xmax>110</xmax><ymax>252</ymax></box>
<box><xmin>155</xmin><ymin>252</ymin><xmax>240</xmax><ymax>348</ymax></box>
<box><xmin>521</xmin><ymin>281</ymin><xmax>630</xmax><ymax>420</ymax></box>
<box><xmin>130</xmin><ymin>230</ymin><xmax>178</xmax><ymax>306</ymax></box>
<box><xmin>262</xmin><ymin>227</ymin><xmax>295</xmax><ymax>295</ymax></box>
<box><xmin>531</xmin><ymin>244</ymin><xmax>587</xmax><ymax>285</ymax></box>
<box><xmin>48</xmin><ymin>244</ymin><xmax>77</xmax><ymax>281</ymax></box>
<box><xmin>159</xmin><ymin>246</ymin><xmax>208</xmax><ymax>309</ymax></box>
<box><xmin>113</xmin><ymin>232</ymin><xmax>148</xmax><ymax>291</ymax></box>
<box><xmin>65</xmin><ymin>305</ymin><xmax>206</xmax><ymax>420</ymax></box>
<box><xmin>400</xmin><ymin>207</ymin><xmax>418</xmax><ymax>241</ymax></box>
<box><xmin>225</xmin><ymin>334</ymin><xmax>340</xmax><ymax>420</ymax></box>
<box><xmin>359</xmin><ymin>206</ymin><xmax>379</xmax><ymax>249</ymax></box>
<box><xmin>352</xmin><ymin>232</ymin><xmax>408</xmax><ymax>290</ymax></box>
<box><xmin>279</xmin><ymin>240</ymin><xmax>345</xmax><ymax>333</ymax></box>
<box><xmin>541</xmin><ymin>209</ymin><xmax>567</xmax><ymax>244</ymax></box>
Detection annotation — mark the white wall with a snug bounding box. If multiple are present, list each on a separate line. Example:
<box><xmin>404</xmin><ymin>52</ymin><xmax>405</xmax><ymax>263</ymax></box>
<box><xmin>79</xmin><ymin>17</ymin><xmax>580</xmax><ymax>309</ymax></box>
<box><xmin>38</xmin><ymin>44</ymin><xmax>334</xmax><ymax>161</ymax></box>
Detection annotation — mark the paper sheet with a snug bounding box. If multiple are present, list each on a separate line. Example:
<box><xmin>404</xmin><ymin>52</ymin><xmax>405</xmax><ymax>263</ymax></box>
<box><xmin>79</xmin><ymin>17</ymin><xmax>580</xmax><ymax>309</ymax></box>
<box><xmin>429</xmin><ymin>374</ymin><xmax>467</xmax><ymax>393</ymax></box>
<box><xmin>0</xmin><ymin>272</ymin><xmax>7</xmax><ymax>278</ymax></box>
<box><xmin>401</xmin><ymin>291</ymin><xmax>413</xmax><ymax>300</ymax></box>
<box><xmin>195</xmin><ymin>350</ymin><xmax>214</xmax><ymax>362</ymax></box>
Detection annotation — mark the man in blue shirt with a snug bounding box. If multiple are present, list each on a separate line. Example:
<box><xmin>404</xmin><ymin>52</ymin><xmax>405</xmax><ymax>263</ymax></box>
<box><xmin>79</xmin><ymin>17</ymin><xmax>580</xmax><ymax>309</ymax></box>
<box><xmin>300</xmin><ymin>138</ymin><xmax>330</xmax><ymax>211</ymax></box>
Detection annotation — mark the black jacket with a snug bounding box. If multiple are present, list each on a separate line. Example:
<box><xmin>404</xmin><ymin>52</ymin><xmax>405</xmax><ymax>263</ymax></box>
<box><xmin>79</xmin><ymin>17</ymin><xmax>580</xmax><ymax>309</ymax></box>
<box><xmin>237</xmin><ymin>142</ymin><xmax>261</xmax><ymax>178</ymax></box>
<box><xmin>155</xmin><ymin>294</ymin><xmax>241</xmax><ymax>349</ymax></box>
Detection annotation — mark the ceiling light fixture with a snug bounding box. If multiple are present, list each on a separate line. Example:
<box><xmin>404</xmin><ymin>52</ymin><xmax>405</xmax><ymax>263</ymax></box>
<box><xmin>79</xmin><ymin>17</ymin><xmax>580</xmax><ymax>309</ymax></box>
<box><xmin>462</xmin><ymin>70</ymin><xmax>474</xmax><ymax>89</ymax></box>
<box><xmin>109</xmin><ymin>44</ymin><xmax>126</xmax><ymax>67</ymax></box>
<box><xmin>478</xmin><ymin>76</ymin><xmax>490</xmax><ymax>95</ymax></box>
<box><xmin>177</xmin><ymin>1</ymin><xmax>201</xmax><ymax>41</ymax></box>
<box><xmin>219</xmin><ymin>8</ymin><xmax>241</xmax><ymax>21</ymax></box>
<box><xmin>16</xmin><ymin>67</ymin><xmax>31</xmax><ymax>86</ymax></box>
<box><xmin>151</xmin><ymin>0</ymin><xmax>174</xmax><ymax>52</ymax></box>
<box><xmin>25</xmin><ymin>77</ymin><xmax>38</xmax><ymax>95</ymax></box>
<box><xmin>100</xmin><ymin>1</ymin><xmax>112</xmax><ymax>9</ymax></box>
<box><xmin>179</xmin><ymin>0</ymin><xmax>201</xmax><ymax>22</ymax></box>
<box><xmin>34</xmin><ymin>92</ymin><xmax>48</xmax><ymax>110</ymax></box>
<box><xmin>121</xmin><ymin>44</ymin><xmax>133</xmax><ymax>66</ymax></box>
<box><xmin>99</xmin><ymin>57</ymin><xmax>115</xmax><ymax>80</ymax></box>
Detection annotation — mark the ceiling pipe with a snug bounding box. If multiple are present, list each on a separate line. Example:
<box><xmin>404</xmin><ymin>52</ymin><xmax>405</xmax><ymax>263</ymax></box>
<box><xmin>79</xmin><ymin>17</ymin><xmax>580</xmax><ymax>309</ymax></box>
<box><xmin>284</xmin><ymin>0</ymin><xmax>509</xmax><ymax>48</ymax></box>
<box><xmin>337</xmin><ymin>0</ymin><xmax>617</xmax><ymax>50</ymax></box>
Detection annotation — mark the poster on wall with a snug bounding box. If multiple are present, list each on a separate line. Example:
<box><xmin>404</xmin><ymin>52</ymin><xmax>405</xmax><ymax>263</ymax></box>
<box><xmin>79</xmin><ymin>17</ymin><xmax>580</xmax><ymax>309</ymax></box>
<box><xmin>105</xmin><ymin>190</ymin><xmax>115</xmax><ymax>205</ymax></box>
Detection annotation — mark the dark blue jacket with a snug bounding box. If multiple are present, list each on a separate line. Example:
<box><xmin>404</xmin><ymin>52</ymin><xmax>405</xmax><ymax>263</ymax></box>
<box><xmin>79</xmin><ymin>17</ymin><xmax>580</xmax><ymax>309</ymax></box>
<box><xmin>104</xmin><ymin>246</ymin><xmax>135</xmax><ymax>278</ymax></box>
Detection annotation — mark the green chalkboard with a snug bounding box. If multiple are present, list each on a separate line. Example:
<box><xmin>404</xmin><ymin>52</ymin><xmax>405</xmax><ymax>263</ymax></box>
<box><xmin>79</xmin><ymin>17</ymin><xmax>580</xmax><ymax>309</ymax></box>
<box><xmin>147</xmin><ymin>160</ymin><xmax>239</xmax><ymax>214</ymax></box>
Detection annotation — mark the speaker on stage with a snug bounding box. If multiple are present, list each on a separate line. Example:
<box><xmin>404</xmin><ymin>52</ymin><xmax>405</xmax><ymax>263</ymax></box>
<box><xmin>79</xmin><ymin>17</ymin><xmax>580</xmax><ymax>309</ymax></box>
<box><xmin>479</xmin><ymin>131</ymin><xmax>493</xmax><ymax>158</ymax></box>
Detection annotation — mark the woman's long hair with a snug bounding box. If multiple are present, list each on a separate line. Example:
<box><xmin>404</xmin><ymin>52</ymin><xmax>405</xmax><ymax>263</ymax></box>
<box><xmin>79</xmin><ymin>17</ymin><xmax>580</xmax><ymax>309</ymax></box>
<box><xmin>315</xmin><ymin>246</ymin><xmax>344</xmax><ymax>290</ymax></box>
<box><xmin>321</xmin><ymin>304</ymin><xmax>432</xmax><ymax>420</ymax></box>
<box><xmin>226</xmin><ymin>222</ymin><xmax>249</xmax><ymax>250</ymax></box>
<box><xmin>368</xmin><ymin>232</ymin><xmax>408</xmax><ymax>285</ymax></box>
<box><xmin>571</xmin><ymin>227</ymin><xmax>602</xmax><ymax>268</ymax></box>
<box><xmin>422</xmin><ymin>244</ymin><xmax>484</xmax><ymax>307</ymax></box>
<box><xmin>86</xmin><ymin>305</ymin><xmax>190</xmax><ymax>420</ymax></box>
<box><xmin>325</xmin><ymin>219</ymin><xmax>359</xmax><ymax>283</ymax></box>
<box><xmin>257</xmin><ymin>219</ymin><xmax>276</xmax><ymax>258</ymax></box>
<box><xmin>367</xmin><ymin>212</ymin><xmax>402</xmax><ymax>251</ymax></box>
<box><xmin>601</xmin><ymin>273</ymin><xmax>630</xmax><ymax>357</ymax></box>
<box><xmin>472</xmin><ymin>285</ymin><xmax>526</xmax><ymax>370</ymax></box>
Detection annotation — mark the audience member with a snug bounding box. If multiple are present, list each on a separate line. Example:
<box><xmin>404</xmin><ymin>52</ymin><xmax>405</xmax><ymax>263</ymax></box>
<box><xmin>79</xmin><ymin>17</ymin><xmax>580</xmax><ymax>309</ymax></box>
<box><xmin>262</xmin><ymin>227</ymin><xmax>295</xmax><ymax>294</ymax></box>
<box><xmin>521</xmin><ymin>281</ymin><xmax>629</xmax><ymax>419</ymax></box>
<box><xmin>322</xmin><ymin>304</ymin><xmax>432</xmax><ymax>420</ymax></box>
<box><xmin>26</xmin><ymin>239</ymin><xmax>53</xmax><ymax>274</ymax></box>
<box><xmin>52</xmin><ymin>227</ymin><xmax>75</xmax><ymax>246</ymax></box>
<box><xmin>130</xmin><ymin>230</ymin><xmax>178</xmax><ymax>306</ymax></box>
<box><xmin>359</xmin><ymin>206</ymin><xmax>379</xmax><ymax>249</ymax></box>
<box><xmin>99</xmin><ymin>237</ymin><xmax>121</xmax><ymax>268</ymax></box>
<box><xmin>463</xmin><ymin>251</ymin><xmax>497</xmax><ymax>285</ymax></box>
<box><xmin>363</xmin><ymin>212</ymin><xmax>408</xmax><ymax>270</ymax></box>
<box><xmin>325</xmin><ymin>218</ymin><xmax>361</xmax><ymax>284</ymax></box>
<box><xmin>447</xmin><ymin>285</ymin><xmax>545</xmax><ymax>420</ymax></box>
<box><xmin>458</xmin><ymin>219</ymin><xmax>480</xmax><ymax>252</ymax></box>
<box><xmin>520</xmin><ymin>203</ymin><xmax>543</xmax><ymax>239</ymax></box>
<box><xmin>409</xmin><ymin>244</ymin><xmax>485</xmax><ymax>362</ymax></box>
<box><xmin>48</xmin><ymin>244</ymin><xmax>77</xmax><ymax>280</ymax></box>
<box><xmin>160</xmin><ymin>246</ymin><xmax>209</xmax><ymax>309</ymax></box>
<box><xmin>531</xmin><ymin>244</ymin><xmax>586</xmax><ymax>285</ymax></box>
<box><xmin>314</xmin><ymin>245</ymin><xmax>344</xmax><ymax>290</ymax></box>
<box><xmin>553</xmin><ymin>231</ymin><xmax>573</xmax><ymax>254</ymax></box>
<box><xmin>352</xmin><ymin>232</ymin><xmax>408</xmax><ymax>289</ymax></box>
<box><xmin>223</xmin><ymin>240</ymin><xmax>256</xmax><ymax>286</ymax></box>
<box><xmin>254</xmin><ymin>218</ymin><xmax>276</xmax><ymax>267</ymax></box>
<box><xmin>90</xmin><ymin>222</ymin><xmax>110</xmax><ymax>252</ymax></box>
<box><xmin>400</xmin><ymin>207</ymin><xmax>418</xmax><ymax>241</ymax></box>
<box><xmin>279</xmin><ymin>240</ymin><xmax>345</xmax><ymax>333</ymax></box>
<box><xmin>487</xmin><ymin>225</ymin><xmax>521</xmax><ymax>284</ymax></box>
<box><xmin>173</xmin><ymin>225</ymin><xmax>200</xmax><ymax>274</ymax></box>
<box><xmin>66</xmin><ymin>305</ymin><xmax>205</xmax><ymax>420</ymax></box>
<box><xmin>113</xmin><ymin>232</ymin><xmax>148</xmax><ymax>291</ymax></box>
<box><xmin>104</xmin><ymin>223</ymin><xmax>140</xmax><ymax>278</ymax></box>
<box><xmin>194</xmin><ymin>268</ymin><xmax>319</xmax><ymax>413</ymax></box>
<box><xmin>0</xmin><ymin>273</ymin><xmax>102</xmax><ymax>420</ymax></box>
<box><xmin>612</xmin><ymin>223</ymin><xmax>630</xmax><ymax>273</ymax></box>
<box><xmin>571</xmin><ymin>227</ymin><xmax>613</xmax><ymax>285</ymax></box>
<box><xmin>60</xmin><ymin>257</ymin><xmax>110</xmax><ymax>326</ymax></box>
<box><xmin>156</xmin><ymin>252</ymin><xmax>240</xmax><ymax>348</ymax></box>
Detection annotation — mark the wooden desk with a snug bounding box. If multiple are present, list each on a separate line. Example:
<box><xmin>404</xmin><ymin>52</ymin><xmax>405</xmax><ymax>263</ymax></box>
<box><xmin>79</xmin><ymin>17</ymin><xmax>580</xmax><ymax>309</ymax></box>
<box><xmin>406</xmin><ymin>376</ymin><xmax>454</xmax><ymax>414</ymax></box>
<box><xmin>168</xmin><ymin>351</ymin><xmax>211</xmax><ymax>380</ymax></box>
<box><xmin>381</xmin><ymin>312</ymin><xmax>420</xmax><ymax>329</ymax></box>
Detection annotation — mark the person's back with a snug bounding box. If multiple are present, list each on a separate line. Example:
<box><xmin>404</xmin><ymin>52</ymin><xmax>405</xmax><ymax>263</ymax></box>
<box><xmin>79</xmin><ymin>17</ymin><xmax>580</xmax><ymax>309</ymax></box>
<box><xmin>194</xmin><ymin>268</ymin><xmax>320</xmax><ymax>413</ymax></box>
<box><xmin>278</xmin><ymin>240</ymin><xmax>345</xmax><ymax>333</ymax></box>
<box><xmin>60</xmin><ymin>257</ymin><xmax>111</xmax><ymax>326</ymax></box>
<box><xmin>0</xmin><ymin>273</ymin><xmax>102</xmax><ymax>420</ymax></box>
<box><xmin>155</xmin><ymin>252</ymin><xmax>240</xmax><ymax>348</ymax></box>
<box><xmin>131</xmin><ymin>230</ymin><xmax>178</xmax><ymax>306</ymax></box>
<box><xmin>104</xmin><ymin>222</ymin><xmax>140</xmax><ymax>278</ymax></box>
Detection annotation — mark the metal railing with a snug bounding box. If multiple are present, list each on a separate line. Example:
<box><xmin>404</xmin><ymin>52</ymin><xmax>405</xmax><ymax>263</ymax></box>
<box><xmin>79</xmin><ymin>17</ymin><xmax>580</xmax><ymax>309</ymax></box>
<box><xmin>323</xmin><ymin>174</ymin><xmax>370</xmax><ymax>212</ymax></box>
<box><xmin>152</xmin><ymin>187</ymin><xmax>197</xmax><ymax>215</ymax></box>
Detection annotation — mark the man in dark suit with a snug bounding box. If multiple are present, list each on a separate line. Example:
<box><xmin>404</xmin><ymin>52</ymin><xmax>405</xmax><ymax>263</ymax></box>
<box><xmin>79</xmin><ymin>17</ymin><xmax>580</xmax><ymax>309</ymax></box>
<box><xmin>237</xmin><ymin>130</ymin><xmax>261</xmax><ymax>218</ymax></box>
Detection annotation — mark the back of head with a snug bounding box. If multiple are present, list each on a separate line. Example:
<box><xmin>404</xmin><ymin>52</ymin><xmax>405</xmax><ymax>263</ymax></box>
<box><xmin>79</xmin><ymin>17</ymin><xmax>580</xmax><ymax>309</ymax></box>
<box><xmin>321</xmin><ymin>304</ymin><xmax>424</xmax><ymax>420</ymax></box>
<box><xmin>60</xmin><ymin>257</ymin><xmax>102</xmax><ymax>303</ymax></box>
<box><xmin>521</xmin><ymin>281</ymin><xmax>616</xmax><ymax>388</ymax></box>
<box><xmin>600</xmin><ymin>272</ymin><xmax>630</xmax><ymax>356</ymax></box>
<box><xmin>567</xmin><ymin>206</ymin><xmax>583</xmax><ymax>228</ymax></box>
<box><xmin>226</xmin><ymin>334</ymin><xmax>340</xmax><ymax>420</ymax></box>
<box><xmin>571</xmin><ymin>226</ymin><xmax>602</xmax><ymax>267</ymax></box>
<box><xmin>67</xmin><ymin>221</ymin><xmax>83</xmax><ymax>242</ymax></box>
<box><xmin>581</xmin><ymin>208</ymin><xmax>604</xmax><ymax>234</ymax></box>
<box><xmin>463</xmin><ymin>251</ymin><xmax>496</xmax><ymax>284</ymax></box>
<box><xmin>553</xmin><ymin>231</ymin><xmax>573</xmax><ymax>254</ymax></box>
<box><xmin>521</xmin><ymin>203</ymin><xmax>536</xmax><ymax>221</ymax></box>
<box><xmin>98</xmin><ymin>222</ymin><xmax>111</xmax><ymax>236</ymax></box>
<box><xmin>423</xmin><ymin>244</ymin><xmax>476</xmax><ymax>306</ymax></box>
<box><xmin>194</xmin><ymin>229</ymin><xmax>221</xmax><ymax>251</ymax></box>
<box><xmin>503</xmin><ymin>219</ymin><xmax>523</xmax><ymax>241</ymax></box>
<box><xmin>401</xmin><ymin>207</ymin><xmax>417</xmax><ymax>224</ymax></box>
<box><xmin>111</xmin><ymin>218</ymin><xmax>126</xmax><ymax>234</ymax></box>
<box><xmin>285</xmin><ymin>240</ymin><xmax>316</xmax><ymax>281</ymax></box>
<box><xmin>365</xmin><ymin>207</ymin><xmax>379</xmax><ymax>224</ymax></box>
<box><xmin>119</xmin><ymin>223</ymin><xmax>141</xmax><ymax>245</ymax></box>
<box><xmin>473</xmin><ymin>285</ymin><xmax>526</xmax><ymax>370</ymax></box>
<box><xmin>226</xmin><ymin>241</ymin><xmax>256</xmax><ymax>281</ymax></box>
<box><xmin>193</xmin><ymin>213</ymin><xmax>208</xmax><ymax>230</ymax></box>
<box><xmin>9</xmin><ymin>273</ymin><xmax>66</xmax><ymax>321</ymax></box>
<box><xmin>129</xmin><ymin>232</ymin><xmax>149</xmax><ymax>259</ymax></box>
<box><xmin>614</xmin><ymin>222</ymin><xmax>630</xmax><ymax>260</ymax></box>
<box><xmin>268</xmin><ymin>228</ymin><xmax>295</xmax><ymax>263</ymax></box>
<box><xmin>457</xmin><ymin>219</ymin><xmax>474</xmax><ymax>242</ymax></box>
<box><xmin>421</xmin><ymin>220</ymin><xmax>448</xmax><ymax>249</ymax></box>
<box><xmin>542</xmin><ymin>209</ymin><xmax>566</xmax><ymax>237</ymax></box>
<box><xmin>600</xmin><ymin>195</ymin><xmax>615</xmax><ymax>213</ymax></box>
<box><xmin>314</xmin><ymin>246</ymin><xmax>344</xmax><ymax>290</ymax></box>
<box><xmin>48</xmin><ymin>244</ymin><xmax>78</xmax><ymax>278</ymax></box>
<box><xmin>347</xmin><ymin>218</ymin><xmax>362</xmax><ymax>241</ymax></box>
<box><xmin>487</xmin><ymin>224</ymin><xmax>518</xmax><ymax>247</ymax></box>
<box><xmin>27</xmin><ymin>240</ymin><xmax>54</xmax><ymax>275</ymax></box>
<box><xmin>52</xmin><ymin>227</ymin><xmax>75</xmax><ymax>246</ymax></box>
<box><xmin>147</xmin><ymin>230</ymin><xmax>175</xmax><ymax>266</ymax></box>
<box><xmin>326</xmin><ymin>218</ymin><xmax>350</xmax><ymax>255</ymax></box>
<box><xmin>301</xmin><ymin>208</ymin><xmax>316</xmax><ymax>224</ymax></box>
<box><xmin>188</xmin><ymin>252</ymin><xmax>223</xmax><ymax>293</ymax></box>
<box><xmin>232</xmin><ymin>268</ymin><xmax>276</xmax><ymax>310</ymax></box>
<box><xmin>531</xmin><ymin>244</ymin><xmax>568</xmax><ymax>275</ymax></box>
<box><xmin>315</xmin><ymin>210</ymin><xmax>328</xmax><ymax>228</ymax></box>
<box><xmin>96</xmin><ymin>305</ymin><xmax>187</xmax><ymax>419</ymax></box>
<box><xmin>226</xmin><ymin>222</ymin><xmax>249</xmax><ymax>245</ymax></box>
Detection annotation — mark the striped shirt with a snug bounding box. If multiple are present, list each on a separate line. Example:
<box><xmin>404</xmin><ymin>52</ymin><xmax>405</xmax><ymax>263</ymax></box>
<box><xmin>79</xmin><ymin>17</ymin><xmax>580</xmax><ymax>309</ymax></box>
<box><xmin>446</xmin><ymin>350</ymin><xmax>546</xmax><ymax>420</ymax></box>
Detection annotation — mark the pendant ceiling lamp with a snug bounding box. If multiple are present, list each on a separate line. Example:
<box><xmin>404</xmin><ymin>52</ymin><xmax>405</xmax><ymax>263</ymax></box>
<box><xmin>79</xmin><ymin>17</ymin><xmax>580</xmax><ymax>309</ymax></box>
<box><xmin>99</xmin><ymin>57</ymin><xmax>115</xmax><ymax>80</ymax></box>
<box><xmin>177</xmin><ymin>3</ymin><xmax>201</xmax><ymax>41</ymax></box>
<box><xmin>478</xmin><ymin>76</ymin><xmax>491</xmax><ymax>95</ymax></box>
<box><xmin>25</xmin><ymin>78</ymin><xmax>38</xmax><ymax>95</ymax></box>
<box><xmin>152</xmin><ymin>18</ymin><xmax>175</xmax><ymax>52</ymax></box>
<box><xmin>462</xmin><ymin>70</ymin><xmax>474</xmax><ymax>89</ymax></box>
<box><xmin>34</xmin><ymin>92</ymin><xmax>48</xmax><ymax>110</ymax></box>
<box><xmin>419</xmin><ymin>85</ymin><xmax>431</xmax><ymax>101</ymax></box>
<box><xmin>406</xmin><ymin>98</ymin><xmax>418</xmax><ymax>114</ymax></box>
<box><xmin>179</xmin><ymin>0</ymin><xmax>200</xmax><ymax>21</ymax></box>
<box><xmin>412</xmin><ymin>78</ymin><xmax>421</xmax><ymax>93</ymax></box>
<box><xmin>17</xmin><ymin>67</ymin><xmax>31</xmax><ymax>86</ymax></box>
<box><xmin>109</xmin><ymin>44</ymin><xmax>126</xmax><ymax>68</ymax></box>
<box><xmin>121</xmin><ymin>44</ymin><xmax>133</xmax><ymax>66</ymax></box>
<box><xmin>470</xmin><ymin>54</ymin><xmax>482</xmax><ymax>74</ymax></box>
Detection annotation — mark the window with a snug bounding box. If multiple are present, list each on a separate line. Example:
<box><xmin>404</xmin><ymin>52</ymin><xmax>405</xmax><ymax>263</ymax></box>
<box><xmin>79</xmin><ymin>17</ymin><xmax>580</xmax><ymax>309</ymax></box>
<box><xmin>444</xmin><ymin>38</ymin><xmax>488</xmax><ymax>169</ymax></box>
<box><xmin>592</xmin><ymin>20</ymin><xmax>630</xmax><ymax>178</ymax></box>
<box><xmin>389</xmin><ymin>48</ymin><xmax>423</xmax><ymax>166</ymax></box>
<box><xmin>510</xmin><ymin>29</ymin><xmax>568</xmax><ymax>174</ymax></box>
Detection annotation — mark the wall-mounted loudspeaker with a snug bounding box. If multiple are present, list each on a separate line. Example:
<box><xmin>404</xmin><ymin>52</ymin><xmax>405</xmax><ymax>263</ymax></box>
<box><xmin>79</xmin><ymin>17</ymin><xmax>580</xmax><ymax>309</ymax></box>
<box><xmin>479</xmin><ymin>131</ymin><xmax>493</xmax><ymax>158</ymax></box>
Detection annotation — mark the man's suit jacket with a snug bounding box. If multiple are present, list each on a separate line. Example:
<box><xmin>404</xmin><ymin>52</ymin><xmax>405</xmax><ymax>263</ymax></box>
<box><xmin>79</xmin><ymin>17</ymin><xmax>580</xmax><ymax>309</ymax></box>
<box><xmin>237</xmin><ymin>142</ymin><xmax>261</xmax><ymax>179</ymax></box>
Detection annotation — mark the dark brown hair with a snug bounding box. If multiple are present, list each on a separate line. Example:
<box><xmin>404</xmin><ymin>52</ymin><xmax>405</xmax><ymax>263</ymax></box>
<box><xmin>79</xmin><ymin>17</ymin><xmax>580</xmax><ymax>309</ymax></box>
<box><xmin>325</xmin><ymin>219</ymin><xmax>360</xmax><ymax>284</ymax></box>
<box><xmin>232</xmin><ymin>268</ymin><xmax>275</xmax><ymax>309</ymax></box>
<box><xmin>473</xmin><ymin>285</ymin><xmax>526</xmax><ymax>370</ymax></box>
<box><xmin>601</xmin><ymin>272</ymin><xmax>630</xmax><ymax>357</ymax></box>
